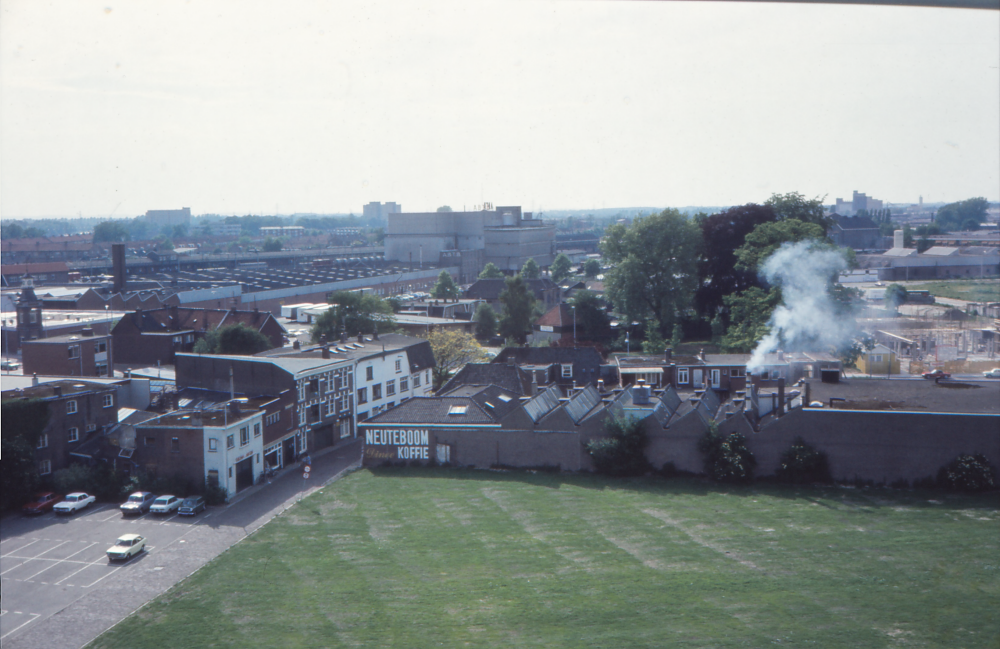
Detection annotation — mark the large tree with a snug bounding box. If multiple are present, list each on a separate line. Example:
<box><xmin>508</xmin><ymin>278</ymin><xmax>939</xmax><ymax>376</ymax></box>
<box><xmin>194</xmin><ymin>323</ymin><xmax>274</xmax><ymax>355</ymax></box>
<box><xmin>498</xmin><ymin>274</ymin><xmax>538</xmax><ymax>344</ymax></box>
<box><xmin>425</xmin><ymin>329</ymin><xmax>489</xmax><ymax>390</ymax></box>
<box><xmin>474</xmin><ymin>303</ymin><xmax>498</xmax><ymax>340</ymax></box>
<box><xmin>601</xmin><ymin>209</ymin><xmax>702</xmax><ymax>333</ymax></box>
<box><xmin>311</xmin><ymin>291</ymin><xmax>396</xmax><ymax>342</ymax></box>
<box><xmin>568</xmin><ymin>290</ymin><xmax>611</xmax><ymax>341</ymax></box>
<box><xmin>719</xmin><ymin>287</ymin><xmax>782</xmax><ymax>353</ymax></box>
<box><xmin>734</xmin><ymin>219</ymin><xmax>828</xmax><ymax>274</ymax></box>
<box><xmin>520</xmin><ymin>258</ymin><xmax>541</xmax><ymax>279</ymax></box>
<box><xmin>549</xmin><ymin>253</ymin><xmax>573</xmax><ymax>283</ymax></box>
<box><xmin>936</xmin><ymin>197</ymin><xmax>988</xmax><ymax>232</ymax></box>
<box><xmin>583</xmin><ymin>259</ymin><xmax>601</xmax><ymax>278</ymax></box>
<box><xmin>93</xmin><ymin>220</ymin><xmax>131</xmax><ymax>242</ymax></box>
<box><xmin>695</xmin><ymin>204</ymin><xmax>777</xmax><ymax>319</ymax></box>
<box><xmin>432</xmin><ymin>270</ymin><xmax>460</xmax><ymax>299</ymax></box>
<box><xmin>765</xmin><ymin>191</ymin><xmax>832</xmax><ymax>232</ymax></box>
<box><xmin>479</xmin><ymin>263</ymin><xmax>504</xmax><ymax>279</ymax></box>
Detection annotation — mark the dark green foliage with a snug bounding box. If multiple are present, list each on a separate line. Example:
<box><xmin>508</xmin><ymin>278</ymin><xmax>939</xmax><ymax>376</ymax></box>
<box><xmin>262</xmin><ymin>237</ymin><xmax>283</xmax><ymax>252</ymax></box>
<box><xmin>937</xmin><ymin>454</ymin><xmax>997</xmax><ymax>493</ymax></box>
<box><xmin>498</xmin><ymin>274</ymin><xmax>538</xmax><ymax>344</ymax></box>
<box><xmin>1</xmin><ymin>399</ymin><xmax>49</xmax><ymax>510</ymax></box>
<box><xmin>765</xmin><ymin>191</ymin><xmax>832</xmax><ymax>231</ymax></box>
<box><xmin>520</xmin><ymin>258</ymin><xmax>541</xmax><ymax>279</ymax></box>
<box><xmin>774</xmin><ymin>437</ymin><xmax>832</xmax><ymax>484</ymax></box>
<box><xmin>583</xmin><ymin>259</ymin><xmax>601</xmax><ymax>278</ymax></box>
<box><xmin>935</xmin><ymin>197</ymin><xmax>988</xmax><ymax>232</ymax></box>
<box><xmin>1</xmin><ymin>222</ymin><xmax>47</xmax><ymax>239</ymax></box>
<box><xmin>586</xmin><ymin>415</ymin><xmax>649</xmax><ymax>477</ymax></box>
<box><xmin>884</xmin><ymin>284</ymin><xmax>908</xmax><ymax>312</ymax></box>
<box><xmin>568</xmin><ymin>290</ymin><xmax>611</xmax><ymax>341</ymax></box>
<box><xmin>311</xmin><ymin>290</ymin><xmax>397</xmax><ymax>341</ymax></box>
<box><xmin>93</xmin><ymin>220</ymin><xmax>131</xmax><ymax>242</ymax></box>
<box><xmin>195</xmin><ymin>323</ymin><xmax>274</xmax><ymax>355</ymax></box>
<box><xmin>720</xmin><ymin>287</ymin><xmax>781</xmax><ymax>353</ymax></box>
<box><xmin>550</xmin><ymin>253</ymin><xmax>573</xmax><ymax>283</ymax></box>
<box><xmin>698</xmin><ymin>424</ymin><xmax>756</xmax><ymax>483</ymax></box>
<box><xmin>478</xmin><ymin>262</ymin><xmax>504</xmax><ymax>279</ymax></box>
<box><xmin>436</xmin><ymin>205</ymin><xmax>453</xmax><ymax>212</ymax></box>
<box><xmin>641</xmin><ymin>318</ymin><xmax>666</xmax><ymax>354</ymax></box>
<box><xmin>432</xmin><ymin>270</ymin><xmax>460</xmax><ymax>299</ymax></box>
<box><xmin>52</xmin><ymin>462</ymin><xmax>129</xmax><ymax>501</ymax></box>
<box><xmin>203</xmin><ymin>481</ymin><xmax>230</xmax><ymax>505</ymax></box>
<box><xmin>474</xmin><ymin>303</ymin><xmax>498</xmax><ymax>339</ymax></box>
<box><xmin>734</xmin><ymin>219</ymin><xmax>828</xmax><ymax>274</ymax></box>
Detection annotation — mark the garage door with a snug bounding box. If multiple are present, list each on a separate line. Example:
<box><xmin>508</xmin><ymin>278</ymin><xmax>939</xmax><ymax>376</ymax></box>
<box><xmin>235</xmin><ymin>457</ymin><xmax>254</xmax><ymax>492</ymax></box>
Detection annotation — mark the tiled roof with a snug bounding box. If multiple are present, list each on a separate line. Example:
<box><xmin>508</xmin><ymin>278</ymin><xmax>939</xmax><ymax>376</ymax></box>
<box><xmin>494</xmin><ymin>346</ymin><xmax>603</xmax><ymax>367</ymax></box>
<box><xmin>438</xmin><ymin>363</ymin><xmax>532</xmax><ymax>396</ymax></box>
<box><xmin>535</xmin><ymin>304</ymin><xmax>574</xmax><ymax>328</ymax></box>
<box><xmin>362</xmin><ymin>395</ymin><xmax>499</xmax><ymax>425</ymax></box>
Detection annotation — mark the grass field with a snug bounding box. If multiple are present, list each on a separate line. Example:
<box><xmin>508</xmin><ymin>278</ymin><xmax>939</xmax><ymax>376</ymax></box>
<box><xmin>89</xmin><ymin>469</ymin><xmax>1000</xmax><ymax>649</ymax></box>
<box><xmin>908</xmin><ymin>280</ymin><xmax>1000</xmax><ymax>304</ymax></box>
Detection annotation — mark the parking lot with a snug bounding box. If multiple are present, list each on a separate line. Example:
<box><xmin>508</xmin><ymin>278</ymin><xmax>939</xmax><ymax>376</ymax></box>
<box><xmin>0</xmin><ymin>503</ymin><xmax>215</xmax><ymax>643</ymax></box>
<box><xmin>0</xmin><ymin>439</ymin><xmax>362</xmax><ymax>649</ymax></box>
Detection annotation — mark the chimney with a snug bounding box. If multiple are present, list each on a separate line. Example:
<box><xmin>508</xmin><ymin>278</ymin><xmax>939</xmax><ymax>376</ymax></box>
<box><xmin>777</xmin><ymin>377</ymin><xmax>785</xmax><ymax>417</ymax></box>
<box><xmin>664</xmin><ymin>347</ymin><xmax>672</xmax><ymax>362</ymax></box>
<box><xmin>531</xmin><ymin>371</ymin><xmax>538</xmax><ymax>396</ymax></box>
<box><xmin>32</xmin><ymin>373</ymin><xmax>38</xmax><ymax>386</ymax></box>
<box><xmin>597</xmin><ymin>378</ymin><xmax>605</xmax><ymax>393</ymax></box>
<box><xmin>634</xmin><ymin>379</ymin><xmax>649</xmax><ymax>405</ymax></box>
<box><xmin>777</xmin><ymin>349</ymin><xmax>784</xmax><ymax>362</ymax></box>
<box><xmin>340</xmin><ymin>332</ymin><xmax>348</xmax><ymax>343</ymax></box>
<box><xmin>506</xmin><ymin>355</ymin><xmax>514</xmax><ymax>367</ymax></box>
<box><xmin>81</xmin><ymin>327</ymin><xmax>94</xmax><ymax>337</ymax></box>
<box><xmin>112</xmin><ymin>243</ymin><xmax>126</xmax><ymax>294</ymax></box>
<box><xmin>804</xmin><ymin>381</ymin><xmax>811</xmax><ymax>407</ymax></box>
<box><xmin>322</xmin><ymin>346</ymin><xmax>330</xmax><ymax>359</ymax></box>
<box><xmin>373</xmin><ymin>329</ymin><xmax>379</xmax><ymax>341</ymax></box>
<box><xmin>229</xmin><ymin>366</ymin><xmax>235</xmax><ymax>401</ymax></box>
<box><xmin>53</xmin><ymin>385</ymin><xmax>62</xmax><ymax>396</ymax></box>
<box><xmin>229</xmin><ymin>401</ymin><xmax>241</xmax><ymax>416</ymax></box>
<box><xmin>357</xmin><ymin>333</ymin><xmax>364</xmax><ymax>344</ymax></box>
<box><xmin>698</xmin><ymin>348</ymin><xmax>706</xmax><ymax>361</ymax></box>
<box><xmin>293</xmin><ymin>340</ymin><xmax>301</xmax><ymax>350</ymax></box>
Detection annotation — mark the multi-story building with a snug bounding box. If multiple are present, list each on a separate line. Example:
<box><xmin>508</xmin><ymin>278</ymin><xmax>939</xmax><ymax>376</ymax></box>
<box><xmin>363</xmin><ymin>202</ymin><xmax>401</xmax><ymax>221</ymax></box>
<box><xmin>21</xmin><ymin>328</ymin><xmax>113</xmax><ymax>377</ymax></box>
<box><xmin>1</xmin><ymin>379</ymin><xmax>121</xmax><ymax>477</ymax></box>
<box><xmin>144</xmin><ymin>208</ymin><xmax>192</xmax><ymax>229</ymax></box>
<box><xmin>260</xmin><ymin>226</ymin><xmax>305</xmax><ymax>238</ymax></box>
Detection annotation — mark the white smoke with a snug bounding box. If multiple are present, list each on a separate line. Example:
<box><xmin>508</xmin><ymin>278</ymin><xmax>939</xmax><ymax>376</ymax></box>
<box><xmin>746</xmin><ymin>241</ymin><xmax>853</xmax><ymax>373</ymax></box>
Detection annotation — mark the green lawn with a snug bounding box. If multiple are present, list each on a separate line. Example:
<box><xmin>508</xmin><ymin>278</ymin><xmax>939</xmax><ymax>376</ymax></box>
<box><xmin>908</xmin><ymin>280</ymin><xmax>1000</xmax><ymax>303</ymax></box>
<box><xmin>89</xmin><ymin>469</ymin><xmax>1000</xmax><ymax>649</ymax></box>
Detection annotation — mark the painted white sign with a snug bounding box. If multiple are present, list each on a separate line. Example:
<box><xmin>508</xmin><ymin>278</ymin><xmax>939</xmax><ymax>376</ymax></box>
<box><xmin>365</xmin><ymin>428</ymin><xmax>430</xmax><ymax>460</ymax></box>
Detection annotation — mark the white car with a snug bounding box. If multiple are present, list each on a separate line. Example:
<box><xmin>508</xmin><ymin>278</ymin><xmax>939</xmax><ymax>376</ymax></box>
<box><xmin>983</xmin><ymin>368</ymin><xmax>1000</xmax><ymax>379</ymax></box>
<box><xmin>149</xmin><ymin>495</ymin><xmax>182</xmax><ymax>515</ymax></box>
<box><xmin>53</xmin><ymin>492</ymin><xmax>96</xmax><ymax>515</ymax></box>
<box><xmin>107</xmin><ymin>534</ymin><xmax>146</xmax><ymax>562</ymax></box>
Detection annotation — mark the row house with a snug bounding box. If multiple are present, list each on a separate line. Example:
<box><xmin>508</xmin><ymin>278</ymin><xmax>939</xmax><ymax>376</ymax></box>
<box><xmin>21</xmin><ymin>328</ymin><xmax>113</xmax><ymax>377</ymax></box>
<box><xmin>1</xmin><ymin>379</ymin><xmax>120</xmax><ymax>477</ymax></box>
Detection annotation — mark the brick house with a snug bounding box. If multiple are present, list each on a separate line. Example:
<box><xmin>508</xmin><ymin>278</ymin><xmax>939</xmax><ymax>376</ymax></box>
<box><xmin>21</xmin><ymin>329</ymin><xmax>113</xmax><ymax>377</ymax></box>
<box><xmin>532</xmin><ymin>303</ymin><xmax>575</xmax><ymax>344</ymax></box>
<box><xmin>492</xmin><ymin>346</ymin><xmax>605</xmax><ymax>388</ymax></box>
<box><xmin>112</xmin><ymin>306</ymin><xmax>287</xmax><ymax>366</ymax></box>
<box><xmin>1</xmin><ymin>379</ymin><xmax>120</xmax><ymax>477</ymax></box>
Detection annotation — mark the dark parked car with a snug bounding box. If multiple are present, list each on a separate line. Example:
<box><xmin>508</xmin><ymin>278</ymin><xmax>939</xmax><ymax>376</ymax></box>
<box><xmin>178</xmin><ymin>496</ymin><xmax>206</xmax><ymax>516</ymax></box>
<box><xmin>922</xmin><ymin>369</ymin><xmax>951</xmax><ymax>380</ymax></box>
<box><xmin>120</xmin><ymin>491</ymin><xmax>157</xmax><ymax>516</ymax></box>
<box><xmin>23</xmin><ymin>492</ymin><xmax>63</xmax><ymax>515</ymax></box>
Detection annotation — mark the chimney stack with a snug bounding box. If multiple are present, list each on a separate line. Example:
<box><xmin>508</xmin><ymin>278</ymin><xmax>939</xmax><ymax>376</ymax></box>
<box><xmin>777</xmin><ymin>377</ymin><xmax>785</xmax><ymax>417</ymax></box>
<box><xmin>32</xmin><ymin>373</ymin><xmax>38</xmax><ymax>386</ymax></box>
<box><xmin>357</xmin><ymin>333</ymin><xmax>364</xmax><ymax>344</ymax></box>
<box><xmin>112</xmin><ymin>243</ymin><xmax>127</xmax><ymax>294</ymax></box>
<box><xmin>322</xmin><ymin>346</ymin><xmax>330</xmax><ymax>359</ymax></box>
<box><xmin>597</xmin><ymin>378</ymin><xmax>605</xmax><ymax>393</ymax></box>
<box><xmin>664</xmin><ymin>347</ymin><xmax>672</xmax><ymax>362</ymax></box>
<box><xmin>293</xmin><ymin>340</ymin><xmax>301</xmax><ymax>350</ymax></box>
<box><xmin>81</xmin><ymin>327</ymin><xmax>94</xmax><ymax>337</ymax></box>
<box><xmin>804</xmin><ymin>381</ymin><xmax>811</xmax><ymax>407</ymax></box>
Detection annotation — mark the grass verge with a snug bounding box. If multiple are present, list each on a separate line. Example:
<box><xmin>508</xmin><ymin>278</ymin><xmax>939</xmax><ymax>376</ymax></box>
<box><xmin>88</xmin><ymin>468</ymin><xmax>1000</xmax><ymax>648</ymax></box>
<box><xmin>909</xmin><ymin>279</ymin><xmax>1000</xmax><ymax>303</ymax></box>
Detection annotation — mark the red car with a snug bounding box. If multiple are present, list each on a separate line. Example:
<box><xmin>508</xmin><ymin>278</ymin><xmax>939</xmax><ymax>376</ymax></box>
<box><xmin>22</xmin><ymin>491</ymin><xmax>63</xmax><ymax>515</ymax></box>
<box><xmin>922</xmin><ymin>369</ymin><xmax>951</xmax><ymax>380</ymax></box>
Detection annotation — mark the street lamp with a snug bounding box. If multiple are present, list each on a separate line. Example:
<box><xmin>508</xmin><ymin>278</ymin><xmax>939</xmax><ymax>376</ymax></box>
<box><xmin>626</xmin><ymin>331</ymin><xmax>630</xmax><ymax>354</ymax></box>
<box><xmin>570</xmin><ymin>304</ymin><xmax>576</xmax><ymax>346</ymax></box>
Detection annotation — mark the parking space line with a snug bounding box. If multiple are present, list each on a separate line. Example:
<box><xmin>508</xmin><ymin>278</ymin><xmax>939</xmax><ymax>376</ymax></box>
<box><xmin>62</xmin><ymin>542</ymin><xmax>98</xmax><ymax>561</ymax></box>
<box><xmin>0</xmin><ymin>612</ymin><xmax>40</xmax><ymax>640</ymax></box>
<box><xmin>98</xmin><ymin>510</ymin><xmax>121</xmax><ymax>522</ymax></box>
<box><xmin>54</xmin><ymin>554</ymin><xmax>107</xmax><ymax>586</ymax></box>
<box><xmin>32</xmin><ymin>540</ymin><xmax>69</xmax><ymax>559</ymax></box>
<box><xmin>0</xmin><ymin>538</ymin><xmax>40</xmax><ymax>558</ymax></box>
<box><xmin>81</xmin><ymin>563</ymin><xmax>122</xmax><ymax>588</ymax></box>
<box><xmin>159</xmin><ymin>514</ymin><xmax>180</xmax><ymax>524</ymax></box>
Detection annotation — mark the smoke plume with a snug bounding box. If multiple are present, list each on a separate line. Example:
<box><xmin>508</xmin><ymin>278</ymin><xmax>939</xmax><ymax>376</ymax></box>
<box><xmin>746</xmin><ymin>241</ymin><xmax>854</xmax><ymax>373</ymax></box>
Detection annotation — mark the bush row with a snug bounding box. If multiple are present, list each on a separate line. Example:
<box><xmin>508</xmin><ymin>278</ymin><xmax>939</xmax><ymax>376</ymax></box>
<box><xmin>48</xmin><ymin>462</ymin><xmax>230</xmax><ymax>505</ymax></box>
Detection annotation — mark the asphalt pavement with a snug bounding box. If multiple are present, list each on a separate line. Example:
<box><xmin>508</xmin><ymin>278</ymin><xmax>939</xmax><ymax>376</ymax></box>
<box><xmin>0</xmin><ymin>438</ymin><xmax>362</xmax><ymax>649</ymax></box>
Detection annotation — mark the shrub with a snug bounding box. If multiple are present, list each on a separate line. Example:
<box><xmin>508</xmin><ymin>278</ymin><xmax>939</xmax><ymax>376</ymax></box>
<box><xmin>52</xmin><ymin>464</ymin><xmax>94</xmax><ymax>494</ymax></box>
<box><xmin>52</xmin><ymin>462</ymin><xmax>130</xmax><ymax>501</ymax></box>
<box><xmin>587</xmin><ymin>415</ymin><xmax>649</xmax><ymax>476</ymax></box>
<box><xmin>774</xmin><ymin>437</ymin><xmax>832</xmax><ymax>484</ymax></box>
<box><xmin>202</xmin><ymin>481</ymin><xmax>229</xmax><ymax>506</ymax></box>
<box><xmin>937</xmin><ymin>454</ymin><xmax>997</xmax><ymax>493</ymax></box>
<box><xmin>697</xmin><ymin>424</ymin><xmax>755</xmax><ymax>483</ymax></box>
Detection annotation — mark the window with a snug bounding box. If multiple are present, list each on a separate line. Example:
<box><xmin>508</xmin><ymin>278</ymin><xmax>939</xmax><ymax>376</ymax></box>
<box><xmin>298</xmin><ymin>409</ymin><xmax>306</xmax><ymax>426</ymax></box>
<box><xmin>448</xmin><ymin>405</ymin><xmax>468</xmax><ymax>415</ymax></box>
<box><xmin>400</xmin><ymin>376</ymin><xmax>409</xmax><ymax>392</ymax></box>
<box><xmin>386</xmin><ymin>401</ymin><xmax>394</xmax><ymax>409</ymax></box>
<box><xmin>68</xmin><ymin>427</ymin><xmax>79</xmax><ymax>442</ymax></box>
<box><xmin>103</xmin><ymin>394</ymin><xmax>114</xmax><ymax>408</ymax></box>
<box><xmin>86</xmin><ymin>423</ymin><xmax>97</xmax><ymax>432</ymax></box>
<box><xmin>338</xmin><ymin>393</ymin><xmax>351</xmax><ymax>412</ymax></box>
<box><xmin>37</xmin><ymin>433</ymin><xmax>49</xmax><ymax>448</ymax></box>
<box><xmin>677</xmin><ymin>368</ymin><xmax>689</xmax><ymax>384</ymax></box>
<box><xmin>266</xmin><ymin>412</ymin><xmax>279</xmax><ymax>426</ymax></box>
<box><xmin>366</xmin><ymin>366</ymin><xmax>374</xmax><ymax>381</ymax></box>
<box><xmin>185</xmin><ymin>334</ymin><xmax>194</xmax><ymax>343</ymax></box>
<box><xmin>339</xmin><ymin>420</ymin><xmax>351</xmax><ymax>438</ymax></box>
<box><xmin>731</xmin><ymin>368</ymin><xmax>744</xmax><ymax>378</ymax></box>
<box><xmin>326</xmin><ymin>400</ymin><xmax>336</xmax><ymax>416</ymax></box>
<box><xmin>372</xmin><ymin>383</ymin><xmax>382</xmax><ymax>400</ymax></box>
<box><xmin>173</xmin><ymin>335</ymin><xmax>182</xmax><ymax>344</ymax></box>
<box><xmin>145</xmin><ymin>436</ymin><xmax>156</xmax><ymax>446</ymax></box>
<box><xmin>771</xmin><ymin>370</ymin><xmax>782</xmax><ymax>380</ymax></box>
<box><xmin>562</xmin><ymin>364</ymin><xmax>573</xmax><ymax>378</ymax></box>
<box><xmin>227</xmin><ymin>434</ymin><xmax>235</xmax><ymax>449</ymax></box>
<box><xmin>308</xmin><ymin>378</ymin><xmax>319</xmax><ymax>396</ymax></box>
<box><xmin>357</xmin><ymin>387</ymin><xmax>368</xmax><ymax>404</ymax></box>
<box><xmin>425</xmin><ymin>370</ymin><xmax>430</xmax><ymax>384</ymax></box>
<box><xmin>207</xmin><ymin>470</ymin><xmax>219</xmax><ymax>486</ymax></box>
<box><xmin>66</xmin><ymin>400</ymin><xmax>78</xmax><ymax>414</ymax></box>
<box><xmin>209</xmin><ymin>438</ymin><xmax>218</xmax><ymax>452</ymax></box>
<box><xmin>319</xmin><ymin>377</ymin><xmax>327</xmax><ymax>395</ymax></box>
<box><xmin>297</xmin><ymin>383</ymin><xmax>306</xmax><ymax>401</ymax></box>
<box><xmin>386</xmin><ymin>379</ymin><xmax>395</xmax><ymax>396</ymax></box>
<box><xmin>96</xmin><ymin>341</ymin><xmax>107</xmax><ymax>353</ymax></box>
<box><xmin>68</xmin><ymin>345</ymin><xmax>80</xmax><ymax>359</ymax></box>
<box><xmin>872</xmin><ymin>354</ymin><xmax>883</xmax><ymax>363</ymax></box>
<box><xmin>395</xmin><ymin>358</ymin><xmax>402</xmax><ymax>372</ymax></box>
<box><xmin>334</xmin><ymin>375</ymin><xmax>342</xmax><ymax>391</ymax></box>
<box><xmin>240</xmin><ymin>426</ymin><xmax>249</xmax><ymax>446</ymax></box>
<box><xmin>412</xmin><ymin>373</ymin><xmax>421</xmax><ymax>388</ymax></box>
<box><xmin>171</xmin><ymin>437</ymin><xmax>180</xmax><ymax>453</ymax></box>
<box><xmin>96</xmin><ymin>363</ymin><xmax>108</xmax><ymax>377</ymax></box>
<box><xmin>254</xmin><ymin>423</ymin><xmax>261</xmax><ymax>437</ymax></box>
<box><xmin>39</xmin><ymin>460</ymin><xmax>51</xmax><ymax>476</ymax></box>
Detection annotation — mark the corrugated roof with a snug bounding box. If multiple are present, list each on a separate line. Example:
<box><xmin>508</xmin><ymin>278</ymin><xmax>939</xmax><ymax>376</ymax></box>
<box><xmin>564</xmin><ymin>385</ymin><xmax>601</xmax><ymax>424</ymax></box>
<box><xmin>523</xmin><ymin>385</ymin><xmax>562</xmax><ymax>423</ymax></box>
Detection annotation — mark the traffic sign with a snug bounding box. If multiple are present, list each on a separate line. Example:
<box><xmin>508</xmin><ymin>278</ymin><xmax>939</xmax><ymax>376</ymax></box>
<box><xmin>303</xmin><ymin>471</ymin><xmax>310</xmax><ymax>479</ymax></box>
<box><xmin>304</xmin><ymin>465</ymin><xmax>311</xmax><ymax>473</ymax></box>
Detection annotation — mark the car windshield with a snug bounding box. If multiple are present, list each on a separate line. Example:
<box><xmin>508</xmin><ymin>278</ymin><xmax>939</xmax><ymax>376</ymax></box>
<box><xmin>117</xmin><ymin>538</ymin><xmax>132</xmax><ymax>546</ymax></box>
<box><xmin>154</xmin><ymin>497</ymin><xmax>169</xmax><ymax>504</ymax></box>
<box><xmin>127</xmin><ymin>495</ymin><xmax>143</xmax><ymax>503</ymax></box>
<box><xmin>182</xmin><ymin>499</ymin><xmax>198</xmax><ymax>506</ymax></box>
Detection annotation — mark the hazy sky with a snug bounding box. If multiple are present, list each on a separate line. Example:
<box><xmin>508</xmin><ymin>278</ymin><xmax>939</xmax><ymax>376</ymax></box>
<box><xmin>1</xmin><ymin>0</ymin><xmax>998</xmax><ymax>219</ymax></box>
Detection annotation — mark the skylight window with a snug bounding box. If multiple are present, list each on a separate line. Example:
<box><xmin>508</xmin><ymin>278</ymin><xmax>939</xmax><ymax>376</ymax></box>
<box><xmin>448</xmin><ymin>405</ymin><xmax>468</xmax><ymax>415</ymax></box>
<box><xmin>498</xmin><ymin>394</ymin><xmax>512</xmax><ymax>402</ymax></box>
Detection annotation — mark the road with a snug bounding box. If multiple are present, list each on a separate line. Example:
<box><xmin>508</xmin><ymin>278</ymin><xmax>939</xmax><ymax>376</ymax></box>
<box><xmin>0</xmin><ymin>439</ymin><xmax>362</xmax><ymax>649</ymax></box>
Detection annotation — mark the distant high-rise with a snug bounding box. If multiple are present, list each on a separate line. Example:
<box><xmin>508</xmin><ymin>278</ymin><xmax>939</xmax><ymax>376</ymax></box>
<box><xmin>833</xmin><ymin>191</ymin><xmax>883</xmax><ymax>215</ymax></box>
<box><xmin>144</xmin><ymin>207</ymin><xmax>192</xmax><ymax>228</ymax></box>
<box><xmin>363</xmin><ymin>202</ymin><xmax>401</xmax><ymax>221</ymax></box>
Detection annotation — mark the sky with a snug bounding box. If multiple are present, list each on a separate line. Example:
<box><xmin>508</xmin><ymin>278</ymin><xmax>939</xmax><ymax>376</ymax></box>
<box><xmin>1</xmin><ymin>0</ymin><xmax>998</xmax><ymax>219</ymax></box>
